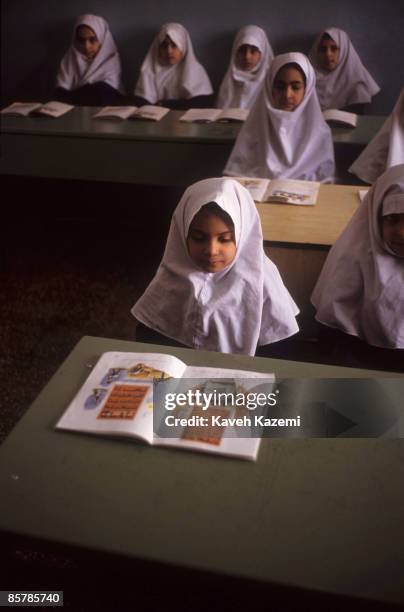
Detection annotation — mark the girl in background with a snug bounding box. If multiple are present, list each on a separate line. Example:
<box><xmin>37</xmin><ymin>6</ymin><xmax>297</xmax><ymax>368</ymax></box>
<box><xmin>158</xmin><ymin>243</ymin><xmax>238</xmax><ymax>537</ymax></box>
<box><xmin>312</xmin><ymin>164</ymin><xmax>404</xmax><ymax>369</ymax></box>
<box><xmin>308</xmin><ymin>27</ymin><xmax>380</xmax><ymax>112</ymax></box>
<box><xmin>217</xmin><ymin>25</ymin><xmax>274</xmax><ymax>109</ymax></box>
<box><xmin>133</xmin><ymin>23</ymin><xmax>213</xmax><ymax>109</ymax></box>
<box><xmin>350</xmin><ymin>89</ymin><xmax>404</xmax><ymax>184</ymax></box>
<box><xmin>132</xmin><ymin>178</ymin><xmax>299</xmax><ymax>356</ymax></box>
<box><xmin>224</xmin><ymin>52</ymin><xmax>334</xmax><ymax>182</ymax></box>
<box><xmin>55</xmin><ymin>14</ymin><xmax>124</xmax><ymax>106</ymax></box>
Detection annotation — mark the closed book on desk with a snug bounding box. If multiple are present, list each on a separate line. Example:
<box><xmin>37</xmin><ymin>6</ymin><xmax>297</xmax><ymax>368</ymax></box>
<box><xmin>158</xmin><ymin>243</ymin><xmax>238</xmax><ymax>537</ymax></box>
<box><xmin>233</xmin><ymin>177</ymin><xmax>320</xmax><ymax>205</ymax></box>
<box><xmin>1</xmin><ymin>101</ymin><xmax>74</xmax><ymax>118</ymax></box>
<box><xmin>56</xmin><ymin>351</ymin><xmax>275</xmax><ymax>461</ymax></box>
<box><xmin>93</xmin><ymin>105</ymin><xmax>170</xmax><ymax>121</ymax></box>
<box><xmin>322</xmin><ymin>109</ymin><xmax>358</xmax><ymax>128</ymax></box>
<box><xmin>180</xmin><ymin>108</ymin><xmax>249</xmax><ymax>123</ymax></box>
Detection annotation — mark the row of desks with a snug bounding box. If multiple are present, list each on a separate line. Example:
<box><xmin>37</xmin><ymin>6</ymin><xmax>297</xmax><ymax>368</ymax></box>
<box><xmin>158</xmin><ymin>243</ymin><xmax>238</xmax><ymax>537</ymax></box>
<box><xmin>1</xmin><ymin>107</ymin><xmax>384</xmax><ymax>186</ymax></box>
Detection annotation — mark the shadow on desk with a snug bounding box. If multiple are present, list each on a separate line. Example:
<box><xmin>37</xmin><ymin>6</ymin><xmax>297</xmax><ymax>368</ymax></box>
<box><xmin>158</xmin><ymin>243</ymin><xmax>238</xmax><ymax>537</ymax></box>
<box><xmin>2</xmin><ymin>533</ymin><xmax>403</xmax><ymax>612</ymax></box>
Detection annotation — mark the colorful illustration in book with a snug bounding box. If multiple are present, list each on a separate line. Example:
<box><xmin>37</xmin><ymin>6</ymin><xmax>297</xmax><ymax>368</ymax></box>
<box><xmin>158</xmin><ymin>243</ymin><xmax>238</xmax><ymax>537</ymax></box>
<box><xmin>97</xmin><ymin>384</ymin><xmax>150</xmax><ymax>420</ymax></box>
<box><xmin>127</xmin><ymin>363</ymin><xmax>171</xmax><ymax>381</ymax></box>
<box><xmin>84</xmin><ymin>387</ymin><xmax>108</xmax><ymax>409</ymax></box>
<box><xmin>272</xmin><ymin>190</ymin><xmax>309</xmax><ymax>202</ymax></box>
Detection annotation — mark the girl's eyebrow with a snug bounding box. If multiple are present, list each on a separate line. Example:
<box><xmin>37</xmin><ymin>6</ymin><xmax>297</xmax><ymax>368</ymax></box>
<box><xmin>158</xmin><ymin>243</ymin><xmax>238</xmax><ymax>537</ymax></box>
<box><xmin>190</xmin><ymin>229</ymin><xmax>234</xmax><ymax>236</ymax></box>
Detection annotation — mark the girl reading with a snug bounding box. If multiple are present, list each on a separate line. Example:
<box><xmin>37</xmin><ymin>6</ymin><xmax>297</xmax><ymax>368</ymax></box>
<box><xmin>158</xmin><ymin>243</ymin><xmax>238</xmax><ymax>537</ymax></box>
<box><xmin>224</xmin><ymin>52</ymin><xmax>335</xmax><ymax>182</ymax></box>
<box><xmin>132</xmin><ymin>178</ymin><xmax>299</xmax><ymax>356</ymax></box>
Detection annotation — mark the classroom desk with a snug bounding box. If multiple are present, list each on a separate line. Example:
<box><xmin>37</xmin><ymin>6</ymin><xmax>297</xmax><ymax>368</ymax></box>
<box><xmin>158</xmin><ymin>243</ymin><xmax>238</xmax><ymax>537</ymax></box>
<box><xmin>0</xmin><ymin>107</ymin><xmax>384</xmax><ymax>186</ymax></box>
<box><xmin>0</xmin><ymin>336</ymin><xmax>403</xmax><ymax>607</ymax></box>
<box><xmin>259</xmin><ymin>183</ymin><xmax>360</xmax><ymax>322</ymax></box>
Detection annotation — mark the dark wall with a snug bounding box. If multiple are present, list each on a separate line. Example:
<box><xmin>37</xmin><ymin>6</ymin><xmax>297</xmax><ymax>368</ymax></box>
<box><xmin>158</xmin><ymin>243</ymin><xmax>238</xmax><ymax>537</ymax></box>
<box><xmin>2</xmin><ymin>0</ymin><xmax>403</xmax><ymax>114</ymax></box>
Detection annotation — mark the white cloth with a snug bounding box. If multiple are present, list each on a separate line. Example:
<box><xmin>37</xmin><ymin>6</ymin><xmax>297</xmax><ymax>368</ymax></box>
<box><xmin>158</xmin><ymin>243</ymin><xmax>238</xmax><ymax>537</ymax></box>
<box><xmin>56</xmin><ymin>14</ymin><xmax>123</xmax><ymax>92</ymax></box>
<box><xmin>312</xmin><ymin>164</ymin><xmax>404</xmax><ymax>349</ymax></box>
<box><xmin>349</xmin><ymin>89</ymin><xmax>404</xmax><ymax>184</ymax></box>
<box><xmin>308</xmin><ymin>27</ymin><xmax>380</xmax><ymax>111</ymax></box>
<box><xmin>216</xmin><ymin>25</ymin><xmax>274</xmax><ymax>109</ymax></box>
<box><xmin>224</xmin><ymin>52</ymin><xmax>335</xmax><ymax>182</ymax></box>
<box><xmin>134</xmin><ymin>23</ymin><xmax>213</xmax><ymax>103</ymax></box>
<box><xmin>132</xmin><ymin>178</ymin><xmax>299</xmax><ymax>355</ymax></box>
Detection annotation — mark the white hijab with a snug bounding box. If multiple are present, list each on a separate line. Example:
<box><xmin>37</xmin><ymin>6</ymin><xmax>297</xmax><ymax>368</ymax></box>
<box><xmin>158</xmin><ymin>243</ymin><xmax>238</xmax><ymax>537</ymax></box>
<box><xmin>56</xmin><ymin>14</ymin><xmax>123</xmax><ymax>92</ymax></box>
<box><xmin>349</xmin><ymin>89</ymin><xmax>404</xmax><ymax>184</ymax></box>
<box><xmin>224</xmin><ymin>52</ymin><xmax>335</xmax><ymax>182</ymax></box>
<box><xmin>312</xmin><ymin>164</ymin><xmax>404</xmax><ymax>349</ymax></box>
<box><xmin>216</xmin><ymin>25</ymin><xmax>274</xmax><ymax>109</ymax></box>
<box><xmin>132</xmin><ymin>178</ymin><xmax>299</xmax><ymax>356</ymax></box>
<box><xmin>134</xmin><ymin>23</ymin><xmax>213</xmax><ymax>103</ymax></box>
<box><xmin>308</xmin><ymin>27</ymin><xmax>380</xmax><ymax>111</ymax></box>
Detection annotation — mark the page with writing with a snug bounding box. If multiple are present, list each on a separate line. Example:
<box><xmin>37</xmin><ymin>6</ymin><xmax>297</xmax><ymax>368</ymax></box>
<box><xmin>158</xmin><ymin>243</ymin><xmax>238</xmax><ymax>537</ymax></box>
<box><xmin>153</xmin><ymin>366</ymin><xmax>275</xmax><ymax>460</ymax></box>
<box><xmin>56</xmin><ymin>351</ymin><xmax>188</xmax><ymax>443</ymax></box>
<box><xmin>231</xmin><ymin>177</ymin><xmax>271</xmax><ymax>202</ymax></box>
<box><xmin>217</xmin><ymin>108</ymin><xmax>249</xmax><ymax>122</ymax></box>
<box><xmin>263</xmin><ymin>178</ymin><xmax>320</xmax><ymax>205</ymax></box>
<box><xmin>93</xmin><ymin>106</ymin><xmax>138</xmax><ymax>120</ymax></box>
<box><xmin>134</xmin><ymin>105</ymin><xmax>170</xmax><ymax>121</ymax></box>
<box><xmin>1</xmin><ymin>102</ymin><xmax>43</xmax><ymax>116</ymax></box>
<box><xmin>180</xmin><ymin>108</ymin><xmax>222</xmax><ymax>123</ymax></box>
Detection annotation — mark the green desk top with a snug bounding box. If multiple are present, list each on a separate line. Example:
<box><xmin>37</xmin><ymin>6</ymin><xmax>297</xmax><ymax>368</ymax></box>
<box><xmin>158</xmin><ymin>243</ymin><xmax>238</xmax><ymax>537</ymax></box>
<box><xmin>1</xmin><ymin>107</ymin><xmax>385</xmax><ymax>147</ymax></box>
<box><xmin>0</xmin><ymin>336</ymin><xmax>403</xmax><ymax>605</ymax></box>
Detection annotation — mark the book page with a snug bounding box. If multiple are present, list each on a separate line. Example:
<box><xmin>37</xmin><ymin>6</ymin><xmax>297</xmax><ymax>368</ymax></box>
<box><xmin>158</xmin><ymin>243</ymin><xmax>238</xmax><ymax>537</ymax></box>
<box><xmin>134</xmin><ymin>105</ymin><xmax>170</xmax><ymax>121</ymax></box>
<box><xmin>322</xmin><ymin>109</ymin><xmax>358</xmax><ymax>128</ymax></box>
<box><xmin>179</xmin><ymin>108</ymin><xmax>222</xmax><ymax>123</ymax></box>
<box><xmin>56</xmin><ymin>351</ymin><xmax>188</xmax><ymax>444</ymax></box>
<box><xmin>358</xmin><ymin>189</ymin><xmax>369</xmax><ymax>203</ymax></box>
<box><xmin>231</xmin><ymin>176</ymin><xmax>270</xmax><ymax>202</ymax></box>
<box><xmin>263</xmin><ymin>178</ymin><xmax>320</xmax><ymax>205</ymax></box>
<box><xmin>217</xmin><ymin>108</ymin><xmax>249</xmax><ymax>122</ymax></box>
<box><xmin>38</xmin><ymin>101</ymin><xmax>74</xmax><ymax>118</ymax></box>
<box><xmin>93</xmin><ymin>106</ymin><xmax>138</xmax><ymax>120</ymax></box>
<box><xmin>1</xmin><ymin>102</ymin><xmax>42</xmax><ymax>116</ymax></box>
<box><xmin>153</xmin><ymin>367</ymin><xmax>275</xmax><ymax>460</ymax></box>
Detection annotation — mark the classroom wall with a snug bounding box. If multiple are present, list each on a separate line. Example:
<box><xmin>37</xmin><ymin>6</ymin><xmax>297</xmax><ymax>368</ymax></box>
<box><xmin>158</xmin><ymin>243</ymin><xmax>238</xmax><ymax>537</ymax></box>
<box><xmin>2</xmin><ymin>0</ymin><xmax>403</xmax><ymax>114</ymax></box>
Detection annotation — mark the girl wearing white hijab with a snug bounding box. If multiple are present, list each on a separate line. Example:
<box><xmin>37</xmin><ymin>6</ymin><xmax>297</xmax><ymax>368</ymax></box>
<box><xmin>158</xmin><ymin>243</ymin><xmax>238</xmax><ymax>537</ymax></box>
<box><xmin>224</xmin><ymin>52</ymin><xmax>335</xmax><ymax>182</ymax></box>
<box><xmin>55</xmin><ymin>14</ymin><xmax>124</xmax><ymax>106</ymax></box>
<box><xmin>133</xmin><ymin>23</ymin><xmax>213</xmax><ymax>110</ymax></box>
<box><xmin>216</xmin><ymin>25</ymin><xmax>274</xmax><ymax>110</ymax></box>
<box><xmin>308</xmin><ymin>27</ymin><xmax>380</xmax><ymax>112</ymax></box>
<box><xmin>349</xmin><ymin>89</ymin><xmax>404</xmax><ymax>184</ymax></box>
<box><xmin>312</xmin><ymin>164</ymin><xmax>404</xmax><ymax>359</ymax></box>
<box><xmin>132</xmin><ymin>178</ymin><xmax>299</xmax><ymax>356</ymax></box>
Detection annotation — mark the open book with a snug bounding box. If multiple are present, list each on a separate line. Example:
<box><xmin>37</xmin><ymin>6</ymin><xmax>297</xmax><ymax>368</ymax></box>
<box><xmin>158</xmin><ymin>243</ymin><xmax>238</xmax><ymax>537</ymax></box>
<box><xmin>322</xmin><ymin>109</ymin><xmax>358</xmax><ymax>128</ymax></box>
<box><xmin>180</xmin><ymin>108</ymin><xmax>249</xmax><ymax>123</ymax></box>
<box><xmin>93</xmin><ymin>105</ymin><xmax>170</xmax><ymax>121</ymax></box>
<box><xmin>233</xmin><ymin>177</ymin><xmax>320</xmax><ymax>205</ymax></box>
<box><xmin>56</xmin><ymin>351</ymin><xmax>276</xmax><ymax>461</ymax></box>
<box><xmin>1</xmin><ymin>101</ymin><xmax>74</xmax><ymax>118</ymax></box>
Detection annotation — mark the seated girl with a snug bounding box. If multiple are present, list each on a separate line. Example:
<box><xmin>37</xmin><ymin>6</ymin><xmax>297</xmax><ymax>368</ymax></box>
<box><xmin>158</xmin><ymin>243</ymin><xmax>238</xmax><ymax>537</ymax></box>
<box><xmin>224</xmin><ymin>52</ymin><xmax>335</xmax><ymax>182</ymax></box>
<box><xmin>132</xmin><ymin>177</ymin><xmax>299</xmax><ymax>356</ymax></box>
<box><xmin>216</xmin><ymin>25</ymin><xmax>274</xmax><ymax>109</ymax></box>
<box><xmin>349</xmin><ymin>88</ymin><xmax>404</xmax><ymax>184</ymax></box>
<box><xmin>55</xmin><ymin>14</ymin><xmax>124</xmax><ymax>106</ymax></box>
<box><xmin>311</xmin><ymin>164</ymin><xmax>404</xmax><ymax>370</ymax></box>
<box><xmin>133</xmin><ymin>23</ymin><xmax>213</xmax><ymax>110</ymax></box>
<box><xmin>308</xmin><ymin>28</ymin><xmax>380</xmax><ymax>113</ymax></box>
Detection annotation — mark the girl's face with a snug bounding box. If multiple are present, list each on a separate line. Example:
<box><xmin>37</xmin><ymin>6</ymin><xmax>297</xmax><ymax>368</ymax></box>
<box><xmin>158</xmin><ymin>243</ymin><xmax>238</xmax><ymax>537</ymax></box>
<box><xmin>381</xmin><ymin>213</ymin><xmax>404</xmax><ymax>257</ymax></box>
<box><xmin>236</xmin><ymin>44</ymin><xmax>261</xmax><ymax>71</ymax></box>
<box><xmin>272</xmin><ymin>66</ymin><xmax>305</xmax><ymax>111</ymax></box>
<box><xmin>75</xmin><ymin>25</ymin><xmax>101</xmax><ymax>60</ymax></box>
<box><xmin>187</xmin><ymin>209</ymin><xmax>236</xmax><ymax>272</ymax></box>
<box><xmin>159</xmin><ymin>35</ymin><xmax>183</xmax><ymax>66</ymax></box>
<box><xmin>318</xmin><ymin>36</ymin><xmax>340</xmax><ymax>72</ymax></box>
